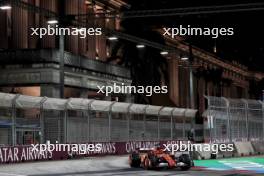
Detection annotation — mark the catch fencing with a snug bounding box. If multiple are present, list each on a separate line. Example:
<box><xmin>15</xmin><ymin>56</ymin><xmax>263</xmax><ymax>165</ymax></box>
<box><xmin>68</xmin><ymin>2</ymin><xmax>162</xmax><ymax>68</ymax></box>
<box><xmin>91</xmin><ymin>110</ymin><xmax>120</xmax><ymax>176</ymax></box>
<box><xmin>203</xmin><ymin>96</ymin><xmax>264</xmax><ymax>143</ymax></box>
<box><xmin>0</xmin><ymin>93</ymin><xmax>197</xmax><ymax>146</ymax></box>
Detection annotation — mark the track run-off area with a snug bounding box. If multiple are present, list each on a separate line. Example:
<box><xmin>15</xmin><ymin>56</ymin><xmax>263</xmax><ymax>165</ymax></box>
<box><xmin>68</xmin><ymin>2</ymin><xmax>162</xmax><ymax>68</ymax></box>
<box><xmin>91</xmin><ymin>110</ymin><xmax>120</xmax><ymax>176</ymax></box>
<box><xmin>0</xmin><ymin>156</ymin><xmax>264</xmax><ymax>176</ymax></box>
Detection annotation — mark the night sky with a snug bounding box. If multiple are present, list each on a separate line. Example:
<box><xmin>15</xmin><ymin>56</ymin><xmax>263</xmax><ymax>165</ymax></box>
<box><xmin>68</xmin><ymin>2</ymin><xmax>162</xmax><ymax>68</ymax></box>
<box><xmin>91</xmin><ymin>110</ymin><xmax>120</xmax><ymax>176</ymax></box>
<box><xmin>122</xmin><ymin>0</ymin><xmax>264</xmax><ymax>72</ymax></box>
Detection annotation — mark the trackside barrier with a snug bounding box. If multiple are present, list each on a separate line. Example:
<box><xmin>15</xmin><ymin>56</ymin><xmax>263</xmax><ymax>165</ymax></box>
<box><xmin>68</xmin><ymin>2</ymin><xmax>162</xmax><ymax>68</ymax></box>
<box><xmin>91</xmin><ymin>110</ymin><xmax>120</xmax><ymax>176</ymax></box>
<box><xmin>193</xmin><ymin>142</ymin><xmax>257</xmax><ymax>160</ymax></box>
<box><xmin>0</xmin><ymin>92</ymin><xmax>198</xmax><ymax>146</ymax></box>
<box><xmin>0</xmin><ymin>140</ymin><xmax>186</xmax><ymax>163</ymax></box>
<box><xmin>0</xmin><ymin>140</ymin><xmax>259</xmax><ymax>163</ymax></box>
<box><xmin>192</xmin><ymin>144</ymin><xmax>213</xmax><ymax>160</ymax></box>
<box><xmin>233</xmin><ymin>141</ymin><xmax>254</xmax><ymax>156</ymax></box>
<box><xmin>203</xmin><ymin>96</ymin><xmax>264</xmax><ymax>143</ymax></box>
<box><xmin>197</xmin><ymin>96</ymin><xmax>264</xmax><ymax>160</ymax></box>
<box><xmin>192</xmin><ymin>143</ymin><xmax>236</xmax><ymax>160</ymax></box>
<box><xmin>250</xmin><ymin>141</ymin><xmax>264</xmax><ymax>155</ymax></box>
<box><xmin>217</xmin><ymin>147</ymin><xmax>236</xmax><ymax>158</ymax></box>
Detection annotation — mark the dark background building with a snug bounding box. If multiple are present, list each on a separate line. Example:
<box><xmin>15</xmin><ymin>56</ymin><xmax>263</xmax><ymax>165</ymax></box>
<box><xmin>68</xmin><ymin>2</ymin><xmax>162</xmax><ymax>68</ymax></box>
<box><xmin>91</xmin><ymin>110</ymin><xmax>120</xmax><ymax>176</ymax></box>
<box><xmin>0</xmin><ymin>0</ymin><xmax>263</xmax><ymax>113</ymax></box>
<box><xmin>0</xmin><ymin>0</ymin><xmax>132</xmax><ymax>102</ymax></box>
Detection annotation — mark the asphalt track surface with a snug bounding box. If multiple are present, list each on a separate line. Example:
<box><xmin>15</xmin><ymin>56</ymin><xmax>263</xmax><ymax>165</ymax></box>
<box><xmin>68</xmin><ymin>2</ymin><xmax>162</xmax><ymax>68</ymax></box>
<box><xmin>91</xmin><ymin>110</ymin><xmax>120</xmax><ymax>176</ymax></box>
<box><xmin>0</xmin><ymin>156</ymin><xmax>264</xmax><ymax>176</ymax></box>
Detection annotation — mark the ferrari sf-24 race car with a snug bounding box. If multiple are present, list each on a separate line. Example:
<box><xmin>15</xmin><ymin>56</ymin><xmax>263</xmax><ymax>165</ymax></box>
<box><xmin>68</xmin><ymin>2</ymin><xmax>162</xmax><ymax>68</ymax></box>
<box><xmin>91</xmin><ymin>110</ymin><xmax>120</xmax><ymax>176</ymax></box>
<box><xmin>129</xmin><ymin>147</ymin><xmax>194</xmax><ymax>170</ymax></box>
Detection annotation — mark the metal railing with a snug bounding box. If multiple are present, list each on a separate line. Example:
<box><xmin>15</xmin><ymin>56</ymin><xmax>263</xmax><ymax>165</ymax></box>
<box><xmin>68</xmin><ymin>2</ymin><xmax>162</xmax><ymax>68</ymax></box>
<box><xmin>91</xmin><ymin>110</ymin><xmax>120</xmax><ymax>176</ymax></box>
<box><xmin>204</xmin><ymin>96</ymin><xmax>264</xmax><ymax>143</ymax></box>
<box><xmin>0</xmin><ymin>92</ymin><xmax>197</xmax><ymax>146</ymax></box>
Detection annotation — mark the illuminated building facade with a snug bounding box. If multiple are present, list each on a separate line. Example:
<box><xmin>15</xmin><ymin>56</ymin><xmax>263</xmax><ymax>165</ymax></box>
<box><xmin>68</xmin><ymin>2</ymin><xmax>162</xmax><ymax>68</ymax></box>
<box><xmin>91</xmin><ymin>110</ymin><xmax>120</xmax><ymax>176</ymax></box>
<box><xmin>0</xmin><ymin>0</ymin><xmax>263</xmax><ymax>112</ymax></box>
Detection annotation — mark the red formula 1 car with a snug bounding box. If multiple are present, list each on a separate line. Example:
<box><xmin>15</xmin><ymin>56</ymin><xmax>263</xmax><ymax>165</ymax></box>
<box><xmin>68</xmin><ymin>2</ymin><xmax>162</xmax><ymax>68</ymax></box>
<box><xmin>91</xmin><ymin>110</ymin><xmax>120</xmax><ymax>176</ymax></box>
<box><xmin>129</xmin><ymin>147</ymin><xmax>193</xmax><ymax>170</ymax></box>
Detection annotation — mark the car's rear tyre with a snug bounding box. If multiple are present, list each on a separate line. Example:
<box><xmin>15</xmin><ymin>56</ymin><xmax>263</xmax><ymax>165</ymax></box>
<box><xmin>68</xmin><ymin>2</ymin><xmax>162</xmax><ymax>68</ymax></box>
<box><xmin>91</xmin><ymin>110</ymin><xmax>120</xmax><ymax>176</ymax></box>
<box><xmin>129</xmin><ymin>155</ymin><xmax>140</xmax><ymax>167</ymax></box>
<box><xmin>179</xmin><ymin>154</ymin><xmax>192</xmax><ymax>171</ymax></box>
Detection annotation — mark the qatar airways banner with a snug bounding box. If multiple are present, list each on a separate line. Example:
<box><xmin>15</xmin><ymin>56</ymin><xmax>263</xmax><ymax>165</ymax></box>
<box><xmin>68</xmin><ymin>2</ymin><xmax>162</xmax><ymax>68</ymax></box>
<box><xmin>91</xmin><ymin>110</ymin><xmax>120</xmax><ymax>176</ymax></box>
<box><xmin>0</xmin><ymin>140</ymin><xmax>185</xmax><ymax>164</ymax></box>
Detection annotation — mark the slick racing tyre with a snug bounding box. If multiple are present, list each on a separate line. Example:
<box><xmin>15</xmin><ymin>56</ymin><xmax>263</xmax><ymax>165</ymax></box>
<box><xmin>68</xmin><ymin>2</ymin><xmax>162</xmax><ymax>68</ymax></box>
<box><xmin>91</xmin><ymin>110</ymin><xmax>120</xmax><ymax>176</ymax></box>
<box><xmin>143</xmin><ymin>157</ymin><xmax>151</xmax><ymax>170</ymax></box>
<box><xmin>129</xmin><ymin>154</ymin><xmax>140</xmax><ymax>167</ymax></box>
<box><xmin>179</xmin><ymin>154</ymin><xmax>192</xmax><ymax>171</ymax></box>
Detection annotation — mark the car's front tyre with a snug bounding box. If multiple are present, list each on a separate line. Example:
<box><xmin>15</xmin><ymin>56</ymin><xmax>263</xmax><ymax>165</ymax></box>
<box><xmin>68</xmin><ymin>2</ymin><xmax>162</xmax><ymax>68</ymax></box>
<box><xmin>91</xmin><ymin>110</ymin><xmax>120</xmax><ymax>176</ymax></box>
<box><xmin>143</xmin><ymin>157</ymin><xmax>152</xmax><ymax>170</ymax></box>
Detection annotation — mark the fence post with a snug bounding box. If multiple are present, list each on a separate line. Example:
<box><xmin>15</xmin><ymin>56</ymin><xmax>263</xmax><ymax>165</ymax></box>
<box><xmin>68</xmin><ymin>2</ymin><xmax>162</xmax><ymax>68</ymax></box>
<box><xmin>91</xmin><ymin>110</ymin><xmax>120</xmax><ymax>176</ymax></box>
<box><xmin>11</xmin><ymin>94</ymin><xmax>20</xmax><ymax>146</ymax></box>
<box><xmin>39</xmin><ymin>97</ymin><xmax>47</xmax><ymax>144</ymax></box>
<box><xmin>64</xmin><ymin>99</ymin><xmax>71</xmax><ymax>143</ymax></box>
<box><xmin>263</xmin><ymin>102</ymin><xmax>264</xmax><ymax>141</ymax></box>
<box><xmin>192</xmin><ymin>113</ymin><xmax>196</xmax><ymax>142</ymax></box>
<box><xmin>223</xmin><ymin>97</ymin><xmax>231</xmax><ymax>142</ymax></box>
<box><xmin>143</xmin><ymin>105</ymin><xmax>149</xmax><ymax>141</ymax></box>
<box><xmin>227</xmin><ymin>100</ymin><xmax>232</xmax><ymax>142</ymax></box>
<box><xmin>237</xmin><ymin>106</ymin><xmax>240</xmax><ymax>141</ymax></box>
<box><xmin>158</xmin><ymin>107</ymin><xmax>164</xmax><ymax>141</ymax></box>
<box><xmin>260</xmin><ymin>101</ymin><xmax>264</xmax><ymax>141</ymax></box>
<box><xmin>127</xmin><ymin>104</ymin><xmax>133</xmax><ymax>141</ymax></box>
<box><xmin>170</xmin><ymin>108</ymin><xmax>175</xmax><ymax>141</ymax></box>
<box><xmin>242</xmin><ymin>99</ymin><xmax>249</xmax><ymax>141</ymax></box>
<box><xmin>213</xmin><ymin>109</ymin><xmax>217</xmax><ymax>143</ymax></box>
<box><xmin>207</xmin><ymin>104</ymin><xmax>212</xmax><ymax>143</ymax></box>
<box><xmin>58</xmin><ymin>114</ymin><xmax>61</xmax><ymax>143</ymax></box>
<box><xmin>207</xmin><ymin>107</ymin><xmax>215</xmax><ymax>143</ymax></box>
<box><xmin>108</xmin><ymin>102</ymin><xmax>116</xmax><ymax>142</ymax></box>
<box><xmin>87</xmin><ymin>100</ymin><xmax>95</xmax><ymax>142</ymax></box>
<box><xmin>204</xmin><ymin>96</ymin><xmax>211</xmax><ymax>143</ymax></box>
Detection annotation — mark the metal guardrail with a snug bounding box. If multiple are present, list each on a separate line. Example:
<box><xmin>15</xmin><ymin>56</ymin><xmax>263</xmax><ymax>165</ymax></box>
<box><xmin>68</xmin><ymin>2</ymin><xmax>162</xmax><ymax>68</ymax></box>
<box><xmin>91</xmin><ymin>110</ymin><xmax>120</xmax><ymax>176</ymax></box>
<box><xmin>0</xmin><ymin>92</ymin><xmax>198</xmax><ymax>146</ymax></box>
<box><xmin>204</xmin><ymin>96</ymin><xmax>264</xmax><ymax>143</ymax></box>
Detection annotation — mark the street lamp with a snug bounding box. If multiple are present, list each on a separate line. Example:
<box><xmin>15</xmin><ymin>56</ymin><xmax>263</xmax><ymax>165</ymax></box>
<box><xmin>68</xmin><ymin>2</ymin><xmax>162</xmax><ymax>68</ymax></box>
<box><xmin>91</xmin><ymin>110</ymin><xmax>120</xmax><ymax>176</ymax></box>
<box><xmin>0</xmin><ymin>5</ymin><xmax>11</xmax><ymax>10</ymax></box>
<box><xmin>136</xmin><ymin>44</ymin><xmax>145</xmax><ymax>49</ymax></box>
<box><xmin>47</xmin><ymin>19</ymin><xmax>59</xmax><ymax>24</ymax></box>
<box><xmin>160</xmin><ymin>51</ymin><xmax>169</xmax><ymax>55</ymax></box>
<box><xmin>108</xmin><ymin>36</ymin><xmax>118</xmax><ymax>41</ymax></box>
<box><xmin>181</xmin><ymin>56</ymin><xmax>189</xmax><ymax>61</ymax></box>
